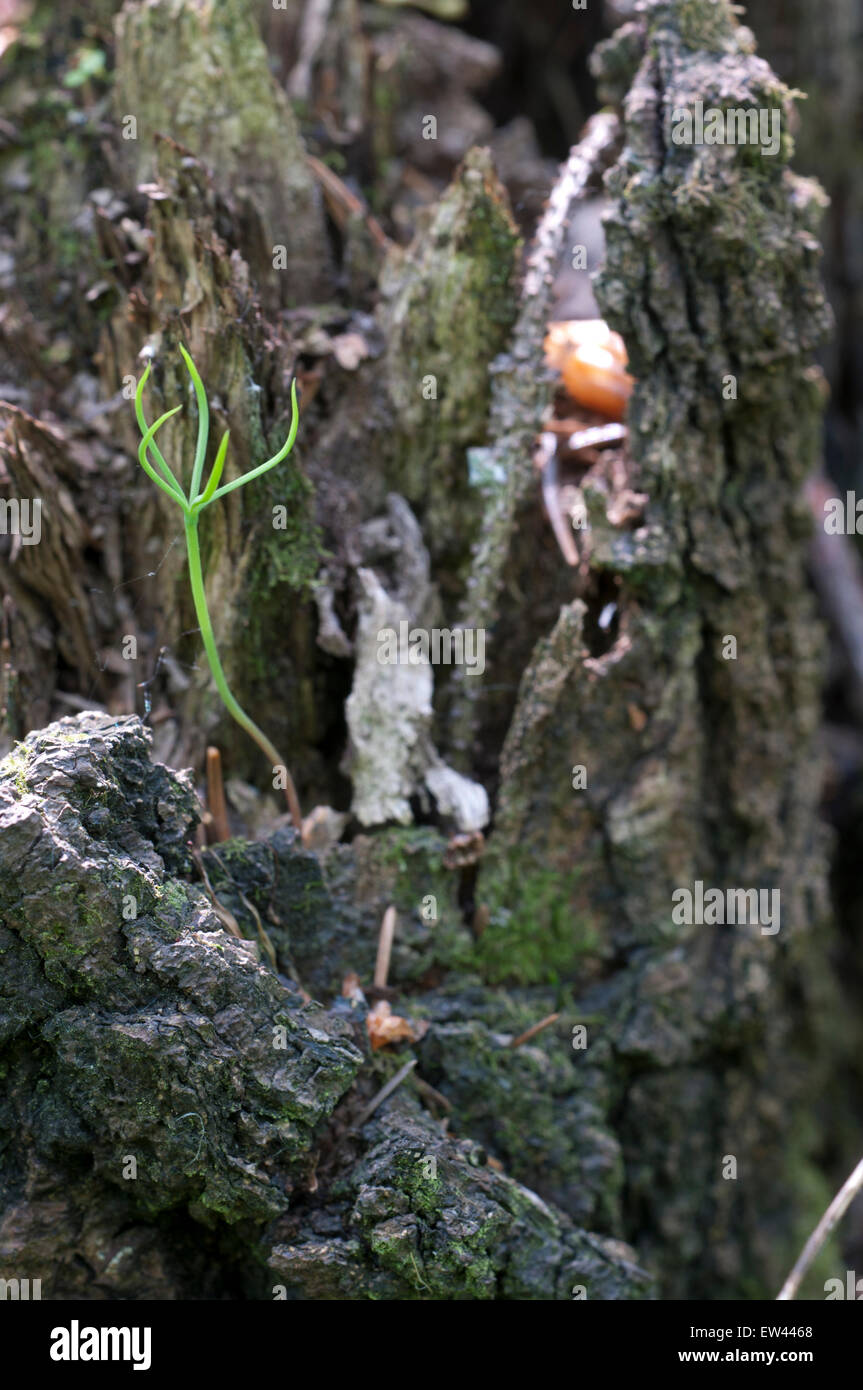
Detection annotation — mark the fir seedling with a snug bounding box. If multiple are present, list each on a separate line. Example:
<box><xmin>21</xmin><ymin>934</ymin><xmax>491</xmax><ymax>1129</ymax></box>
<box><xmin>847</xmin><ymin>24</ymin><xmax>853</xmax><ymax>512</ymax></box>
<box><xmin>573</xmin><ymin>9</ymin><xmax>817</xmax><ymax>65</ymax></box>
<box><xmin>134</xmin><ymin>345</ymin><xmax>302</xmax><ymax>830</ymax></box>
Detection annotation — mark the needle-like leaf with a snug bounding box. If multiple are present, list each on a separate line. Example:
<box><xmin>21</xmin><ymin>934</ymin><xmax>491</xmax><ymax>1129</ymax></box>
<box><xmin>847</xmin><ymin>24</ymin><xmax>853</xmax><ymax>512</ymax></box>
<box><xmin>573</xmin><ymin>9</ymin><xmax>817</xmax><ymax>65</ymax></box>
<box><xmin>135</xmin><ymin>364</ymin><xmax>187</xmax><ymax>503</ymax></box>
<box><xmin>207</xmin><ymin>380</ymin><xmax>298</xmax><ymax>503</ymax></box>
<box><xmin>194</xmin><ymin>430</ymin><xmax>231</xmax><ymax>510</ymax></box>
<box><xmin>137</xmin><ymin>406</ymin><xmax>187</xmax><ymax>508</ymax></box>
<box><xmin>179</xmin><ymin>343</ymin><xmax>210</xmax><ymax>503</ymax></box>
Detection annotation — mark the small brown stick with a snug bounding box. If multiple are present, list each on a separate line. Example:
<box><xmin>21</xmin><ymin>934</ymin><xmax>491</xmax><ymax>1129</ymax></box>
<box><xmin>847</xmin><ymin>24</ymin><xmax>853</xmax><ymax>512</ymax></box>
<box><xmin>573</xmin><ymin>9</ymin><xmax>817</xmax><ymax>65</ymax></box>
<box><xmin>267</xmin><ymin>758</ymin><xmax>303</xmax><ymax>835</ymax></box>
<box><xmin>776</xmin><ymin>1153</ymin><xmax>863</xmax><ymax>1300</ymax></box>
<box><xmin>412</xmin><ymin>1073</ymin><xmax>452</xmax><ymax>1115</ymax></box>
<box><xmin>206</xmin><ymin>746</ymin><xmax>231</xmax><ymax>842</ymax></box>
<box><xmin>508</xmin><ymin>1012</ymin><xmax>560</xmax><ymax>1050</ymax></box>
<box><xmin>353</xmin><ymin>1058</ymin><xmax>417</xmax><ymax>1130</ymax></box>
<box><xmin>471</xmin><ymin>903</ymin><xmax>490</xmax><ymax>939</ymax></box>
<box><xmin>374</xmin><ymin>905</ymin><xmax>397</xmax><ymax>991</ymax></box>
<box><xmin>305</xmin><ymin>154</ymin><xmax>390</xmax><ymax>251</ymax></box>
<box><xmin>283</xmin><ymin>770</ymin><xmax>303</xmax><ymax>836</ymax></box>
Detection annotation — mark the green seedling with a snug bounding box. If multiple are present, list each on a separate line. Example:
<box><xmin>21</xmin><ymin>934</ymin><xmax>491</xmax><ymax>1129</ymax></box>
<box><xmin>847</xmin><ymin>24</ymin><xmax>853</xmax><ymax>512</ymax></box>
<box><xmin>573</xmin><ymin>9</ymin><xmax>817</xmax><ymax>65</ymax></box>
<box><xmin>134</xmin><ymin>344</ymin><xmax>302</xmax><ymax>830</ymax></box>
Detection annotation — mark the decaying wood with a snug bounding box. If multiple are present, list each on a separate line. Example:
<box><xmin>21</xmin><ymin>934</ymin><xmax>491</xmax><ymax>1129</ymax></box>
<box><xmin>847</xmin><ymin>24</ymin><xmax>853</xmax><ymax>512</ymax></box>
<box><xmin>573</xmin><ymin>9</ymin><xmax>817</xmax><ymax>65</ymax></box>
<box><xmin>0</xmin><ymin>0</ymin><xmax>856</xmax><ymax>1304</ymax></box>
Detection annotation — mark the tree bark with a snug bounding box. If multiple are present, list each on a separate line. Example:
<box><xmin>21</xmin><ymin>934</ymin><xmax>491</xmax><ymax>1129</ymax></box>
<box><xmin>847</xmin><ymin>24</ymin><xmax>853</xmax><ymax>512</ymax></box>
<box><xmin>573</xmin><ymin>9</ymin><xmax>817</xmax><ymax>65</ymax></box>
<box><xmin>0</xmin><ymin>0</ymin><xmax>855</xmax><ymax>1301</ymax></box>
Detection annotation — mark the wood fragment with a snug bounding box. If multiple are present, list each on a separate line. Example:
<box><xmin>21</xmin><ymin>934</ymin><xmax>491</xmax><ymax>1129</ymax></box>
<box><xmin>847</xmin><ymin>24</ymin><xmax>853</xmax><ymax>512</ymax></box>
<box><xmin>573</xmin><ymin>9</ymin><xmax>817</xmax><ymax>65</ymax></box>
<box><xmin>412</xmin><ymin>1073</ymin><xmax>452</xmax><ymax>1114</ymax></box>
<box><xmin>305</xmin><ymin>154</ymin><xmax>391</xmax><ymax>251</ymax></box>
<box><xmin>287</xmin><ymin>0</ymin><xmax>334</xmax><ymax>101</ymax></box>
<box><xmin>353</xmin><ymin>1057</ymin><xmax>417</xmax><ymax>1130</ymax></box>
<box><xmin>206</xmin><ymin>746</ymin><xmax>231</xmax><ymax>843</ymax></box>
<box><xmin>508</xmin><ymin>1012</ymin><xmax>560</xmax><ymax>1050</ymax></box>
<box><xmin>448</xmin><ymin>112</ymin><xmax>620</xmax><ymax>744</ymax></box>
<box><xmin>374</xmin><ymin>905</ymin><xmax>397</xmax><ymax>991</ymax></box>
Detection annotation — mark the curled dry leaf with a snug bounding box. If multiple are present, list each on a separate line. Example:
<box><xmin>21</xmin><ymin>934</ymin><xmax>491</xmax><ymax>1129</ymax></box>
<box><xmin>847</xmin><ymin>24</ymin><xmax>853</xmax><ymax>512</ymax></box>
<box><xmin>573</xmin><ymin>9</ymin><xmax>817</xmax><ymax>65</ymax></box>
<box><xmin>366</xmin><ymin>999</ymin><xmax>428</xmax><ymax>1051</ymax></box>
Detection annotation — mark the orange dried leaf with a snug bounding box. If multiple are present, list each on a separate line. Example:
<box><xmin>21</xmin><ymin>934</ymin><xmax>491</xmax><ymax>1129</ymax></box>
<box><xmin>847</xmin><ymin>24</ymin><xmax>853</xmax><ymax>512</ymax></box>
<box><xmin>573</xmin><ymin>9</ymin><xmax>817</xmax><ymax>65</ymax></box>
<box><xmin>367</xmin><ymin>1000</ymin><xmax>424</xmax><ymax>1051</ymax></box>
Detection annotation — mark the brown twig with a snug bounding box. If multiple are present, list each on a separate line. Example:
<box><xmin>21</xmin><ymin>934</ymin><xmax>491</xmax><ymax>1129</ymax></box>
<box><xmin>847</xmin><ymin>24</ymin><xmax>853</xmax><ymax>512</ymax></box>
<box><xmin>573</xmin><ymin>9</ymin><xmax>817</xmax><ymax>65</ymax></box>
<box><xmin>241</xmin><ymin>890</ymin><xmax>276</xmax><ymax>969</ymax></box>
<box><xmin>353</xmin><ymin>1058</ymin><xmax>417</xmax><ymax>1130</ymax></box>
<box><xmin>203</xmin><ymin>846</ymin><xmax>279</xmax><ymax>971</ymax></box>
<box><xmin>536</xmin><ymin>432</ymin><xmax>578</xmax><ymax>566</ymax></box>
<box><xmin>374</xmin><ymin>905</ymin><xmax>397</xmax><ymax>991</ymax></box>
<box><xmin>206</xmin><ymin>746</ymin><xmax>231</xmax><ymax>842</ymax></box>
<box><xmin>508</xmin><ymin>1012</ymin><xmax>560</xmax><ymax>1050</ymax></box>
<box><xmin>776</xmin><ymin>1153</ymin><xmax>863</xmax><ymax>1300</ymax></box>
<box><xmin>412</xmin><ymin>1073</ymin><xmax>452</xmax><ymax>1115</ymax></box>
<box><xmin>305</xmin><ymin>154</ymin><xmax>390</xmax><ymax>252</ymax></box>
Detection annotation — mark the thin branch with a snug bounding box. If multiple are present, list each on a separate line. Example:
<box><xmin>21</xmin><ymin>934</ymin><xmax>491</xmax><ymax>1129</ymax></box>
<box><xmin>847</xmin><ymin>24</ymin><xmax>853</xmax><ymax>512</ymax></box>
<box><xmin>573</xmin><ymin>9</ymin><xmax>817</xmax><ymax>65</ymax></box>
<box><xmin>508</xmin><ymin>1012</ymin><xmax>560</xmax><ymax>1050</ymax></box>
<box><xmin>776</xmin><ymin>1153</ymin><xmax>863</xmax><ymax>1300</ymax></box>
<box><xmin>205</xmin><ymin>745</ymin><xmax>230</xmax><ymax>842</ymax></box>
<box><xmin>305</xmin><ymin>154</ymin><xmax>390</xmax><ymax>252</ymax></box>
<box><xmin>374</xmin><ymin>905</ymin><xmax>397</xmax><ymax>991</ymax></box>
<box><xmin>353</xmin><ymin>1058</ymin><xmax>417</xmax><ymax>1130</ymax></box>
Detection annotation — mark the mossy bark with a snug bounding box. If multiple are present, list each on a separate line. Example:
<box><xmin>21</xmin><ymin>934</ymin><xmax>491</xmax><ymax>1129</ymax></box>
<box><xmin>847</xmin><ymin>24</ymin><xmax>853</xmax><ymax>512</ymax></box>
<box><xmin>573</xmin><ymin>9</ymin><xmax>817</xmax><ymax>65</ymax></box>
<box><xmin>0</xmin><ymin>713</ymin><xmax>652</xmax><ymax>1300</ymax></box>
<box><xmin>466</xmin><ymin>0</ymin><xmax>848</xmax><ymax>1297</ymax></box>
<box><xmin>114</xmin><ymin>0</ymin><xmax>332</xmax><ymax>308</ymax></box>
<box><xmin>0</xmin><ymin>0</ymin><xmax>857</xmax><ymax>1302</ymax></box>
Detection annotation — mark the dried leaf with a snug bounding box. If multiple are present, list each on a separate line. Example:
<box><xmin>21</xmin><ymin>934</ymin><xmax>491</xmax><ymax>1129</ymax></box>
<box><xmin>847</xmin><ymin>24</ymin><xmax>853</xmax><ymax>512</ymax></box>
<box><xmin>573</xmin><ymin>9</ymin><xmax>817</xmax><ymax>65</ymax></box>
<box><xmin>366</xmin><ymin>1000</ymin><xmax>427</xmax><ymax>1051</ymax></box>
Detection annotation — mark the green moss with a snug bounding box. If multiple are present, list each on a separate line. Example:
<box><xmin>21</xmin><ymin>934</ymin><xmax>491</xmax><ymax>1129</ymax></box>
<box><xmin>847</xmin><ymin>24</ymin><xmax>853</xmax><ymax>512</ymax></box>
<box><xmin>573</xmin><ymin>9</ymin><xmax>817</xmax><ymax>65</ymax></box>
<box><xmin>380</xmin><ymin>148</ymin><xmax>521</xmax><ymax>571</ymax></box>
<box><xmin>0</xmin><ymin>743</ymin><xmax>32</xmax><ymax>798</ymax></box>
<box><xmin>158</xmin><ymin>881</ymin><xmax>190</xmax><ymax>911</ymax></box>
<box><xmin>348</xmin><ymin>827</ymin><xmax>476</xmax><ymax>981</ymax></box>
<box><xmin>370</xmin><ymin>825</ymin><xmax>444</xmax><ymax>880</ymax></box>
<box><xmin>473</xmin><ymin>856</ymin><xmax>599</xmax><ymax>985</ymax></box>
<box><xmin>671</xmin><ymin>0</ymin><xmax>737</xmax><ymax>50</ymax></box>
